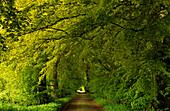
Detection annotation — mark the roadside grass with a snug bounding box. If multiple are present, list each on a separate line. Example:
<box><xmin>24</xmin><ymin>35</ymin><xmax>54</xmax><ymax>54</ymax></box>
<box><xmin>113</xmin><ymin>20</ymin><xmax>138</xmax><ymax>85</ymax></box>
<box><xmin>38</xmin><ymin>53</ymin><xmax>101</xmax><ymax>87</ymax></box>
<box><xmin>0</xmin><ymin>97</ymin><xmax>74</xmax><ymax>111</ymax></box>
<box><xmin>102</xmin><ymin>104</ymin><xmax>131</xmax><ymax>111</ymax></box>
<box><xmin>89</xmin><ymin>94</ymin><xmax>131</xmax><ymax>111</ymax></box>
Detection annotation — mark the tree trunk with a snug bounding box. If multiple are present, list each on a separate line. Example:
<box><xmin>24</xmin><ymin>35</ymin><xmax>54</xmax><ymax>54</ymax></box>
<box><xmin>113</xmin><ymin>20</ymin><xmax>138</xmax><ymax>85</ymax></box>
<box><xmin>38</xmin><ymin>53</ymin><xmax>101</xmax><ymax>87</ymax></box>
<box><xmin>86</xmin><ymin>64</ymin><xmax>90</xmax><ymax>82</ymax></box>
<box><xmin>39</xmin><ymin>75</ymin><xmax>48</xmax><ymax>104</ymax></box>
<box><xmin>51</xmin><ymin>57</ymin><xmax>60</xmax><ymax>98</ymax></box>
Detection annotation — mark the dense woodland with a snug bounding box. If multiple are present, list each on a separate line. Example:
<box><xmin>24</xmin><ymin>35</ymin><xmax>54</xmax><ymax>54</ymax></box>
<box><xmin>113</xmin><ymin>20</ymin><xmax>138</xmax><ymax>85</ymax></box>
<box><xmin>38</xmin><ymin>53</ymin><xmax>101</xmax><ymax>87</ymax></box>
<box><xmin>0</xmin><ymin>0</ymin><xmax>170</xmax><ymax>110</ymax></box>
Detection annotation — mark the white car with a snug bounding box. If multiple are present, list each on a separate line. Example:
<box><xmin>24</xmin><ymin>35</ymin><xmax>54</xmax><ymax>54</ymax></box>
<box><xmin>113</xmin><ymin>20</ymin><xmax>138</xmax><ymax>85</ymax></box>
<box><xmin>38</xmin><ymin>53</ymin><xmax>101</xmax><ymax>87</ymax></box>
<box><xmin>77</xmin><ymin>90</ymin><xmax>85</xmax><ymax>94</ymax></box>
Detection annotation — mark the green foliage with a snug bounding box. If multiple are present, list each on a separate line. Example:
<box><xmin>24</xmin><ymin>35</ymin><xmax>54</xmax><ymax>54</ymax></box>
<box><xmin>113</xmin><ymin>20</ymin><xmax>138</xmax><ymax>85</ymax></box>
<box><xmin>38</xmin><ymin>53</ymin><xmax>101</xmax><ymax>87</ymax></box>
<box><xmin>0</xmin><ymin>0</ymin><xmax>169</xmax><ymax>110</ymax></box>
<box><xmin>0</xmin><ymin>97</ymin><xmax>72</xmax><ymax>111</ymax></box>
<box><xmin>103</xmin><ymin>105</ymin><xmax>130</xmax><ymax>111</ymax></box>
<box><xmin>90</xmin><ymin>94</ymin><xmax>131</xmax><ymax>111</ymax></box>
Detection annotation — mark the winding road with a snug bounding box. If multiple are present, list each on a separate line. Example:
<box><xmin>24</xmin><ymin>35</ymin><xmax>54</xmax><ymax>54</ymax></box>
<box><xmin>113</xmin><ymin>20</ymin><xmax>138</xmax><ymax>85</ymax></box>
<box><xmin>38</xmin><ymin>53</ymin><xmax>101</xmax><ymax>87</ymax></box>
<box><xmin>61</xmin><ymin>94</ymin><xmax>105</xmax><ymax>111</ymax></box>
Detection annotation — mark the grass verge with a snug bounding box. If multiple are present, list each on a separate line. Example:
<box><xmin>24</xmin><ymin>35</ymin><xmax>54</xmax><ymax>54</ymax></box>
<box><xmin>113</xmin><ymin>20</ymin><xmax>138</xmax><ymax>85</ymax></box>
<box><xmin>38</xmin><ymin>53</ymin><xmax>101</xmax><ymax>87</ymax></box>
<box><xmin>0</xmin><ymin>96</ymin><xmax>75</xmax><ymax>111</ymax></box>
<box><xmin>89</xmin><ymin>94</ymin><xmax>131</xmax><ymax>111</ymax></box>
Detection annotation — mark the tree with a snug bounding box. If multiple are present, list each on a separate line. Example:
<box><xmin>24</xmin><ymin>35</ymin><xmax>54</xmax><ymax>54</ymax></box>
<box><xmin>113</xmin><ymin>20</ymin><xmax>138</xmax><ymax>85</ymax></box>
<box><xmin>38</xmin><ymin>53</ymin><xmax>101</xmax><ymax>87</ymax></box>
<box><xmin>0</xmin><ymin>0</ymin><xmax>169</xmax><ymax>110</ymax></box>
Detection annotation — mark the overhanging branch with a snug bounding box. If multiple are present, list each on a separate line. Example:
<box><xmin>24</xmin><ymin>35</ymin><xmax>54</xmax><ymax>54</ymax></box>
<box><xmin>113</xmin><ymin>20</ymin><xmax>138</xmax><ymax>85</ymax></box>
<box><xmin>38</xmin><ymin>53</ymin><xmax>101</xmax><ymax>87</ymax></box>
<box><xmin>38</xmin><ymin>36</ymin><xmax>66</xmax><ymax>40</ymax></box>
<box><xmin>19</xmin><ymin>14</ymin><xmax>86</xmax><ymax>36</ymax></box>
<box><xmin>47</xmin><ymin>28</ymin><xmax>68</xmax><ymax>35</ymax></box>
<box><xmin>97</xmin><ymin>59</ymin><xmax>112</xmax><ymax>72</ymax></box>
<box><xmin>111</xmin><ymin>22</ymin><xmax>146</xmax><ymax>32</ymax></box>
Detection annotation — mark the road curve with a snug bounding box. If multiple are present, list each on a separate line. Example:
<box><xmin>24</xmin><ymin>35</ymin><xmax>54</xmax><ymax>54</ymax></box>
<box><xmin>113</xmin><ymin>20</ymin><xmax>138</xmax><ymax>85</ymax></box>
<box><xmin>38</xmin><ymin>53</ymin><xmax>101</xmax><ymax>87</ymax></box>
<box><xmin>61</xmin><ymin>94</ymin><xmax>105</xmax><ymax>111</ymax></box>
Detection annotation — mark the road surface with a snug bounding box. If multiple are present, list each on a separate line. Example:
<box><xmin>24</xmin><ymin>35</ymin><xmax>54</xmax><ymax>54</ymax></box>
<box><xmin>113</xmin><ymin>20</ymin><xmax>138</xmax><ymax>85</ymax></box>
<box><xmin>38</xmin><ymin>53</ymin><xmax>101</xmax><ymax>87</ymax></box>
<box><xmin>61</xmin><ymin>94</ymin><xmax>105</xmax><ymax>111</ymax></box>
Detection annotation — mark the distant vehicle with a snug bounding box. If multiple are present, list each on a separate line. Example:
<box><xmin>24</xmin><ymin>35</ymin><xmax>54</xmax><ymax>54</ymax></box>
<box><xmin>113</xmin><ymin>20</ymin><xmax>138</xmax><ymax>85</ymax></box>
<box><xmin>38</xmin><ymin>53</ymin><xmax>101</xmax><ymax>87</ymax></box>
<box><xmin>77</xmin><ymin>86</ymin><xmax>85</xmax><ymax>94</ymax></box>
<box><xmin>77</xmin><ymin>90</ymin><xmax>85</xmax><ymax>94</ymax></box>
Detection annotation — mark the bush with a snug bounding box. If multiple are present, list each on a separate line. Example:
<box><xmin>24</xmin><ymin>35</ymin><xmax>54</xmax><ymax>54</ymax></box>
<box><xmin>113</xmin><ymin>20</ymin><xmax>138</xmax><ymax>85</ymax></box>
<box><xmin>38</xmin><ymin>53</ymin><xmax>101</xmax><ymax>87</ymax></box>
<box><xmin>0</xmin><ymin>97</ymin><xmax>73</xmax><ymax>111</ymax></box>
<box><xmin>103</xmin><ymin>104</ymin><xmax>131</xmax><ymax>111</ymax></box>
<box><xmin>90</xmin><ymin>94</ymin><xmax>131</xmax><ymax>111</ymax></box>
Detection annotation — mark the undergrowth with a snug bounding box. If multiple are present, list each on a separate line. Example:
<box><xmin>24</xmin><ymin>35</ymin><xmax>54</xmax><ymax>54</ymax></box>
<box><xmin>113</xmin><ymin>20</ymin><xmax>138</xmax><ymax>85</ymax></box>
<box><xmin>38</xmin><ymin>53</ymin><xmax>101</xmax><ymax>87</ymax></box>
<box><xmin>90</xmin><ymin>94</ymin><xmax>131</xmax><ymax>111</ymax></box>
<box><xmin>0</xmin><ymin>96</ymin><xmax>74</xmax><ymax>111</ymax></box>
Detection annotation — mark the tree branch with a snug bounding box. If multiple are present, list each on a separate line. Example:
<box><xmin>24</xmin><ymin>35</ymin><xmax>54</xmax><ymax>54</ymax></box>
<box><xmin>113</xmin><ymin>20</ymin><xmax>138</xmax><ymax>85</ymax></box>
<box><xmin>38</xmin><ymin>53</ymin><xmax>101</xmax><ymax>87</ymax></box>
<box><xmin>116</xmin><ymin>30</ymin><xmax>121</xmax><ymax>36</ymax></box>
<box><xmin>97</xmin><ymin>59</ymin><xmax>112</xmax><ymax>72</ymax></box>
<box><xmin>38</xmin><ymin>36</ymin><xmax>66</xmax><ymax>40</ymax></box>
<box><xmin>73</xmin><ymin>25</ymin><xmax>99</xmax><ymax>40</ymax></box>
<box><xmin>111</xmin><ymin>22</ymin><xmax>146</xmax><ymax>32</ymax></box>
<box><xmin>47</xmin><ymin>28</ymin><xmax>68</xmax><ymax>35</ymax></box>
<box><xmin>20</xmin><ymin>14</ymin><xmax>86</xmax><ymax>36</ymax></box>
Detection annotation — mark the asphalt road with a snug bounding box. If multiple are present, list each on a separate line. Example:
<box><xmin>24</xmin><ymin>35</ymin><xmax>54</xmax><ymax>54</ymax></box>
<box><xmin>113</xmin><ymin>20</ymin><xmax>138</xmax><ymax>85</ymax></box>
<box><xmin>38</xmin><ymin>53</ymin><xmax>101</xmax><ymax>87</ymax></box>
<box><xmin>61</xmin><ymin>94</ymin><xmax>105</xmax><ymax>111</ymax></box>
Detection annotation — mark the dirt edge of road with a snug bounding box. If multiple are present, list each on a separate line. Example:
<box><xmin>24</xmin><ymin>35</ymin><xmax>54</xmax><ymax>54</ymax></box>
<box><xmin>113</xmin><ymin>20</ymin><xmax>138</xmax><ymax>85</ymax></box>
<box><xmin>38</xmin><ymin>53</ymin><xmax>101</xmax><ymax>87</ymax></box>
<box><xmin>60</xmin><ymin>94</ymin><xmax>79</xmax><ymax>111</ymax></box>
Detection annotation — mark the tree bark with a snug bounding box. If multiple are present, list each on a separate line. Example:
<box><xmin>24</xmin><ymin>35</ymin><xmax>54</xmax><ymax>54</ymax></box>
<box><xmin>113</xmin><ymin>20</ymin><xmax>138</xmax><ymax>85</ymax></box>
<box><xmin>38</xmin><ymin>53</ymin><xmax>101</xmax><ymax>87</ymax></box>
<box><xmin>39</xmin><ymin>75</ymin><xmax>48</xmax><ymax>104</ymax></box>
<box><xmin>51</xmin><ymin>57</ymin><xmax>60</xmax><ymax>98</ymax></box>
